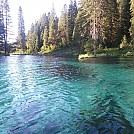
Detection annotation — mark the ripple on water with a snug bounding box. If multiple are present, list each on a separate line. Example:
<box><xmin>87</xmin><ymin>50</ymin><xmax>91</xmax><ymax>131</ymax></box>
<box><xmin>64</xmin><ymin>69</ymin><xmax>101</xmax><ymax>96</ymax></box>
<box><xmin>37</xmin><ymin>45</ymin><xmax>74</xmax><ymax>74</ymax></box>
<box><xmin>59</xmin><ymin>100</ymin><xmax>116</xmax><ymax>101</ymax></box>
<box><xmin>0</xmin><ymin>56</ymin><xmax>134</xmax><ymax>133</ymax></box>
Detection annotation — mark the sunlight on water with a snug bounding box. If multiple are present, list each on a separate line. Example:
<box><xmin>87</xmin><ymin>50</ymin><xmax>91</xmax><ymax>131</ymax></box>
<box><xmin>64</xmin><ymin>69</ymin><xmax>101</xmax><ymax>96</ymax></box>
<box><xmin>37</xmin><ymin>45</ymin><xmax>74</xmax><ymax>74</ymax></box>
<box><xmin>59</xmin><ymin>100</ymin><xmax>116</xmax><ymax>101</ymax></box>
<box><xmin>0</xmin><ymin>55</ymin><xmax>134</xmax><ymax>134</ymax></box>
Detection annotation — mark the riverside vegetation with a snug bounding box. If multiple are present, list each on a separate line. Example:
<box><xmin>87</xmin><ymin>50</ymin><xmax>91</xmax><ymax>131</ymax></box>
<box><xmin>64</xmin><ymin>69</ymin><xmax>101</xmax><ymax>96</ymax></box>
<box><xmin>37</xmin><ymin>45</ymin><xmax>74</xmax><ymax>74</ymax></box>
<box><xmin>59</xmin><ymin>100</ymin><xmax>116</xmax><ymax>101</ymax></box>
<box><xmin>0</xmin><ymin>0</ymin><xmax>134</xmax><ymax>57</ymax></box>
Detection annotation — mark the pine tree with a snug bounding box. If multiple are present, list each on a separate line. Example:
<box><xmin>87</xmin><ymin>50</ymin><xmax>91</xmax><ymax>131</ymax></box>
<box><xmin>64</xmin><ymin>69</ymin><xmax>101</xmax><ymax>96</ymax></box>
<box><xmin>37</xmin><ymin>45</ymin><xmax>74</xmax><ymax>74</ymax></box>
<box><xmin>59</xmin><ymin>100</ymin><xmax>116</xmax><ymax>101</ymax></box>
<box><xmin>40</xmin><ymin>26</ymin><xmax>49</xmax><ymax>53</ymax></box>
<box><xmin>100</xmin><ymin>0</ymin><xmax>120</xmax><ymax>47</ymax></box>
<box><xmin>73</xmin><ymin>0</ymin><xmax>78</xmax><ymax>19</ymax></box>
<box><xmin>26</xmin><ymin>22</ymin><xmax>41</xmax><ymax>54</ymax></box>
<box><xmin>4</xmin><ymin>0</ymin><xmax>12</xmax><ymax>53</ymax></box>
<box><xmin>58</xmin><ymin>4</ymin><xmax>68</xmax><ymax>46</ymax></box>
<box><xmin>34</xmin><ymin>22</ymin><xmax>41</xmax><ymax>52</ymax></box>
<box><xmin>68</xmin><ymin>0</ymin><xmax>78</xmax><ymax>45</ymax></box>
<box><xmin>73</xmin><ymin>7</ymin><xmax>88</xmax><ymax>47</ymax></box>
<box><xmin>17</xmin><ymin>6</ymin><xmax>26</xmax><ymax>52</ymax></box>
<box><xmin>26</xmin><ymin>23</ymin><xmax>35</xmax><ymax>54</ymax></box>
<box><xmin>39</xmin><ymin>13</ymin><xmax>49</xmax><ymax>48</ymax></box>
<box><xmin>73</xmin><ymin>0</ymin><xmax>101</xmax><ymax>47</ymax></box>
<box><xmin>118</xmin><ymin>0</ymin><xmax>131</xmax><ymax>43</ymax></box>
<box><xmin>0</xmin><ymin>0</ymin><xmax>12</xmax><ymax>54</ymax></box>
<box><xmin>0</xmin><ymin>10</ymin><xmax>5</xmax><ymax>51</ymax></box>
<box><xmin>130</xmin><ymin>0</ymin><xmax>134</xmax><ymax>45</ymax></box>
<box><xmin>48</xmin><ymin>4</ymin><xmax>58</xmax><ymax>46</ymax></box>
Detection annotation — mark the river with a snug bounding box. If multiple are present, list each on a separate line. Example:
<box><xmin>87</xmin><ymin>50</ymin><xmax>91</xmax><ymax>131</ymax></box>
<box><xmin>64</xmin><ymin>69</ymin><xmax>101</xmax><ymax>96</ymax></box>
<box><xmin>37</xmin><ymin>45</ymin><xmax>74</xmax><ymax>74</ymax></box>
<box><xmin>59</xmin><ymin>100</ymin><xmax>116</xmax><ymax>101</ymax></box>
<box><xmin>0</xmin><ymin>55</ymin><xmax>134</xmax><ymax>134</ymax></box>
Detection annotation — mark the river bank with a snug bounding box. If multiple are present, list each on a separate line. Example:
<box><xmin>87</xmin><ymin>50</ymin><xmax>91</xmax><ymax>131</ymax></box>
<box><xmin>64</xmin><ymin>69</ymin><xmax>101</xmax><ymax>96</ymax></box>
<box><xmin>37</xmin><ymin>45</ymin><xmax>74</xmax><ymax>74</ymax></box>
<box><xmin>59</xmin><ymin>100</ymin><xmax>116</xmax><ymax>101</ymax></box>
<box><xmin>78</xmin><ymin>47</ymin><xmax>134</xmax><ymax>60</ymax></box>
<box><xmin>9</xmin><ymin>46</ymin><xmax>134</xmax><ymax>60</ymax></box>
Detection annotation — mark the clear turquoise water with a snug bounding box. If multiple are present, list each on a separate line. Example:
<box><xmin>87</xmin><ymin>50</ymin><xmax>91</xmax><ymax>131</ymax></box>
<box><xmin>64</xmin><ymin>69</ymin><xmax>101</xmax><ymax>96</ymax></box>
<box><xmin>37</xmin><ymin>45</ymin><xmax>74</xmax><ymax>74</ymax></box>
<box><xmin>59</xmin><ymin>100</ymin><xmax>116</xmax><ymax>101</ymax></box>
<box><xmin>0</xmin><ymin>55</ymin><xmax>134</xmax><ymax>134</ymax></box>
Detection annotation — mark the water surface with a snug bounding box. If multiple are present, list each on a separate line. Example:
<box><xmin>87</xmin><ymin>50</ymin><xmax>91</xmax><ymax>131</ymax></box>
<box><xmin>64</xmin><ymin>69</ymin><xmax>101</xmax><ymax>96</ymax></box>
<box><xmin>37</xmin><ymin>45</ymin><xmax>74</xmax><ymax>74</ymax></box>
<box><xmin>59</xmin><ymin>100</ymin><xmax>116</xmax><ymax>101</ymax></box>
<box><xmin>0</xmin><ymin>55</ymin><xmax>134</xmax><ymax>134</ymax></box>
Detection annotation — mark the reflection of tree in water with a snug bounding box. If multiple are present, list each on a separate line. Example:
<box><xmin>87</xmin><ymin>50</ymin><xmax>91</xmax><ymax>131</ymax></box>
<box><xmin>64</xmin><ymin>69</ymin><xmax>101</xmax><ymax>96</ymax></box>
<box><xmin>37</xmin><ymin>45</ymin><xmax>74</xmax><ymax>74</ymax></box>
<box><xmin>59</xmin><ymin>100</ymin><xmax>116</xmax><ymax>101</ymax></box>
<box><xmin>76</xmin><ymin>95</ymin><xmax>134</xmax><ymax>134</ymax></box>
<box><xmin>80</xmin><ymin>57</ymin><xmax>120</xmax><ymax>64</ymax></box>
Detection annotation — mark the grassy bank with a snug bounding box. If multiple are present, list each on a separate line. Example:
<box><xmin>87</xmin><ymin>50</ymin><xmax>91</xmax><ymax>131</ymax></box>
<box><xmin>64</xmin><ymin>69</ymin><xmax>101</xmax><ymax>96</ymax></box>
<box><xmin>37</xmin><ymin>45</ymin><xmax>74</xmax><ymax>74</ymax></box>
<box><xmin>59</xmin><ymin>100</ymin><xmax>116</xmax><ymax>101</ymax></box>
<box><xmin>41</xmin><ymin>46</ymin><xmax>134</xmax><ymax>59</ymax></box>
<box><xmin>95</xmin><ymin>46</ymin><xmax>134</xmax><ymax>57</ymax></box>
<box><xmin>41</xmin><ymin>46</ymin><xmax>80</xmax><ymax>58</ymax></box>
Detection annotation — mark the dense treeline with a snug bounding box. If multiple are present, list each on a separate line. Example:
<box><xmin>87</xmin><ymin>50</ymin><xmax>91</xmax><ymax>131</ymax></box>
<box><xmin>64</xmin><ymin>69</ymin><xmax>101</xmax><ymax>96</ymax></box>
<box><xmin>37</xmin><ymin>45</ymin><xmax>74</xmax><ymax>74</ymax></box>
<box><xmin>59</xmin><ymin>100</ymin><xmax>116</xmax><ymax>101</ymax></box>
<box><xmin>24</xmin><ymin>0</ymin><xmax>134</xmax><ymax>55</ymax></box>
<box><xmin>25</xmin><ymin>0</ymin><xmax>78</xmax><ymax>54</ymax></box>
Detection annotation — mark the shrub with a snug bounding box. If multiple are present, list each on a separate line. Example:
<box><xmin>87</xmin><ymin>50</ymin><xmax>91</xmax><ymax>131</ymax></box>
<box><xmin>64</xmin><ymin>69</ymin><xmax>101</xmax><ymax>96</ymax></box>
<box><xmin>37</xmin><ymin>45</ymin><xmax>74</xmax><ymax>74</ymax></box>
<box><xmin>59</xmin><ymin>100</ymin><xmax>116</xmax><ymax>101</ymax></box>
<box><xmin>120</xmin><ymin>35</ymin><xmax>128</xmax><ymax>49</ymax></box>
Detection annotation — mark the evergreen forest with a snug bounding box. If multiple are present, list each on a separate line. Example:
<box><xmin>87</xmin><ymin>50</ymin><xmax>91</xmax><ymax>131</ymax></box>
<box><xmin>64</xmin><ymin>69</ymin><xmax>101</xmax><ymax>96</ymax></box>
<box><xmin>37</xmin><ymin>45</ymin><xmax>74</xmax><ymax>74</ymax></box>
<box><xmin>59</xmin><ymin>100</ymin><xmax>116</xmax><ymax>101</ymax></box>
<box><xmin>0</xmin><ymin>0</ymin><xmax>134</xmax><ymax>57</ymax></box>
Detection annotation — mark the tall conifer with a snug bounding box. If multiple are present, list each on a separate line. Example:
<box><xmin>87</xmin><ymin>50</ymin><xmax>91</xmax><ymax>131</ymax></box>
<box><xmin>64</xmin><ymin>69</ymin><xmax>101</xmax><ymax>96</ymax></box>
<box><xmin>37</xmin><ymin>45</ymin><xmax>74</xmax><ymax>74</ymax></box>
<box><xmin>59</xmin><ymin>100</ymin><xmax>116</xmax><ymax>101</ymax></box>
<box><xmin>48</xmin><ymin>4</ymin><xmax>58</xmax><ymax>45</ymax></box>
<box><xmin>68</xmin><ymin>0</ymin><xmax>78</xmax><ymax>45</ymax></box>
<box><xmin>0</xmin><ymin>10</ymin><xmax>5</xmax><ymax>51</ymax></box>
<box><xmin>17</xmin><ymin>6</ymin><xmax>26</xmax><ymax>52</ymax></box>
<box><xmin>118</xmin><ymin>0</ymin><xmax>131</xmax><ymax>42</ymax></box>
<box><xmin>58</xmin><ymin>4</ymin><xmax>68</xmax><ymax>46</ymax></box>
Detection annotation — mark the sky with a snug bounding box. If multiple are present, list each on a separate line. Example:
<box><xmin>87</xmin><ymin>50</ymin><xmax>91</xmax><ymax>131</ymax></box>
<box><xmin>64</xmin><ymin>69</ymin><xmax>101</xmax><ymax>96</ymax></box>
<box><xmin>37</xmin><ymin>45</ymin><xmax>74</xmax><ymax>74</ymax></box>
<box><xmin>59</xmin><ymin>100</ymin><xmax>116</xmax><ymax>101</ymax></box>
<box><xmin>9</xmin><ymin>0</ymin><xmax>77</xmax><ymax>42</ymax></box>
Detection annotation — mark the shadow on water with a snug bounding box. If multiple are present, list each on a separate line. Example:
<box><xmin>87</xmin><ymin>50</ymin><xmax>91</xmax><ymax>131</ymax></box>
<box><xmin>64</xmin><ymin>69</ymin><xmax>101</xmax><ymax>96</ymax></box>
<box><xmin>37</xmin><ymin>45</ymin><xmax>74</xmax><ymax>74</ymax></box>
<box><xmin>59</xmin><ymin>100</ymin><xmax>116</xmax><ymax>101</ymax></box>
<box><xmin>79</xmin><ymin>57</ymin><xmax>134</xmax><ymax>67</ymax></box>
<box><xmin>79</xmin><ymin>57</ymin><xmax>120</xmax><ymax>64</ymax></box>
<box><xmin>76</xmin><ymin>95</ymin><xmax>134</xmax><ymax>134</ymax></box>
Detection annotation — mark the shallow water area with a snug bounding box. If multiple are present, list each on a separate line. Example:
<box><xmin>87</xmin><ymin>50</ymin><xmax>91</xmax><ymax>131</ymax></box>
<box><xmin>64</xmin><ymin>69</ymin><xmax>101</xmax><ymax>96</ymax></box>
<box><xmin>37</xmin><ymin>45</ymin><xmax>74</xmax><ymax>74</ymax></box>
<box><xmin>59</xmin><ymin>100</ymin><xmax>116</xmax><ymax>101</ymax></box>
<box><xmin>0</xmin><ymin>55</ymin><xmax>134</xmax><ymax>134</ymax></box>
